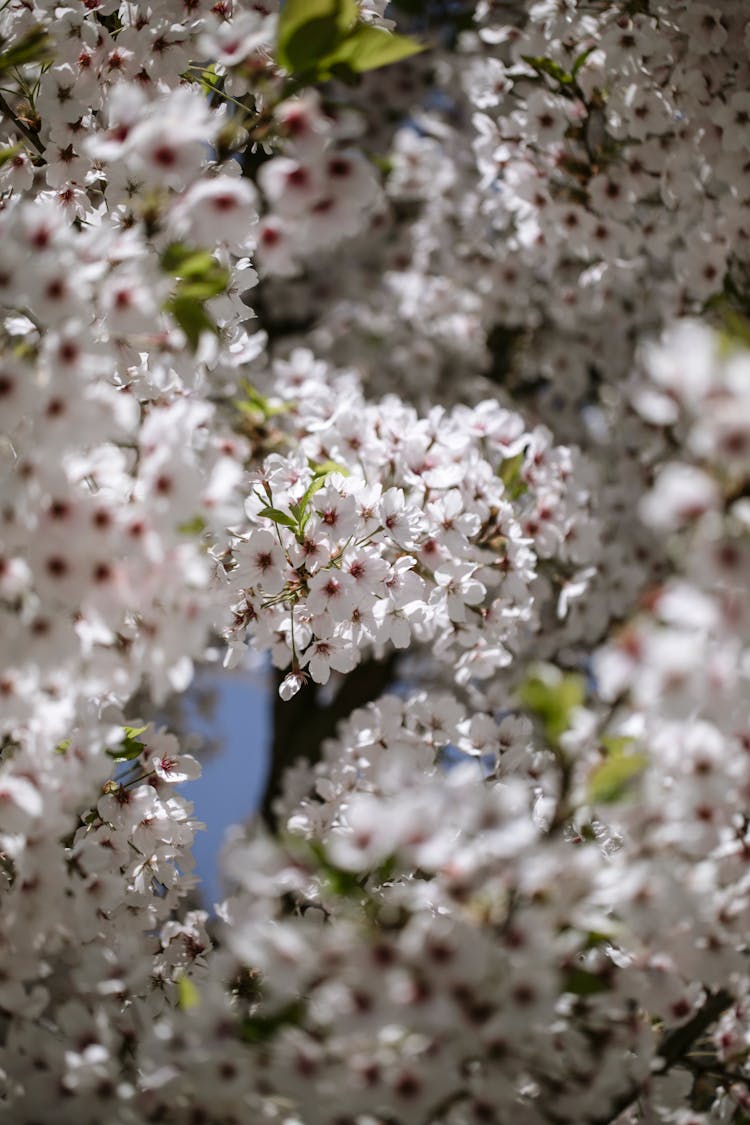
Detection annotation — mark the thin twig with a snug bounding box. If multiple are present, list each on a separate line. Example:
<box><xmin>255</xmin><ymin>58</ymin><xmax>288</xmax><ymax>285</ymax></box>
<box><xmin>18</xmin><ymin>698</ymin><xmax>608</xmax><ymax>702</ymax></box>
<box><xmin>0</xmin><ymin>91</ymin><xmax>44</xmax><ymax>154</ymax></box>
<box><xmin>655</xmin><ymin>989</ymin><xmax>734</xmax><ymax>1073</ymax></box>
<box><xmin>589</xmin><ymin>989</ymin><xmax>735</xmax><ymax>1125</ymax></box>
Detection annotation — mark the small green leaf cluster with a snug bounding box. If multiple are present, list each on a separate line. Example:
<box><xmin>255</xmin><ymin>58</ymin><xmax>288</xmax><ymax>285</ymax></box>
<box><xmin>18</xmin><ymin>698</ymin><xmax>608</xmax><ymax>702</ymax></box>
<box><xmin>257</xmin><ymin>460</ymin><xmax>349</xmax><ymax>544</ymax></box>
<box><xmin>177</xmin><ymin>975</ymin><xmax>200</xmax><ymax>1010</ymax></box>
<box><xmin>587</xmin><ymin>736</ymin><xmax>647</xmax><ymax>805</ymax></box>
<box><xmin>235</xmin><ymin>380</ymin><xmax>294</xmax><ymax>425</ymax></box>
<box><xmin>0</xmin><ymin>143</ymin><xmax>22</xmax><ymax>168</ymax></box>
<box><xmin>276</xmin><ymin>0</ymin><xmax>424</xmax><ymax>83</ymax></box>
<box><xmin>0</xmin><ymin>26</ymin><xmax>52</xmax><ymax>76</ymax></box>
<box><xmin>176</xmin><ymin>515</ymin><xmax>207</xmax><ymax>537</ymax></box>
<box><xmin>518</xmin><ymin>664</ymin><xmax>585</xmax><ymax>746</ymax></box>
<box><xmin>187</xmin><ymin>63</ymin><xmax>222</xmax><ymax>97</ymax></box>
<box><xmin>521</xmin><ymin>48</ymin><xmax>594</xmax><ymax>98</ymax></box>
<box><xmin>705</xmin><ymin>278</ymin><xmax>750</xmax><ymax>352</ymax></box>
<box><xmin>106</xmin><ymin>725</ymin><xmax>148</xmax><ymax>763</ymax></box>
<box><xmin>161</xmin><ymin>243</ymin><xmax>230</xmax><ymax>351</ymax></box>
<box><xmin>498</xmin><ymin>450</ymin><xmax>528</xmax><ymax>501</ymax></box>
<box><xmin>305</xmin><ymin>839</ymin><xmax>368</xmax><ymax>899</ymax></box>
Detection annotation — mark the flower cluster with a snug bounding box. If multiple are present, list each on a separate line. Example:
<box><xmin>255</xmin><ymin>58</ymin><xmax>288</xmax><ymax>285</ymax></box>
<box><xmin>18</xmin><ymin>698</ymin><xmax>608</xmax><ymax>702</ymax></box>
<box><xmin>224</xmin><ymin>348</ymin><xmax>599</xmax><ymax>692</ymax></box>
<box><xmin>0</xmin><ymin>304</ymin><xmax>243</xmax><ymax>736</ymax></box>
<box><xmin>0</xmin><ymin>720</ymin><xmax>210</xmax><ymax>1120</ymax></box>
<box><xmin>255</xmin><ymin>0</ymin><xmax>750</xmax><ymax>673</ymax></box>
<box><xmin>209</xmin><ymin>325</ymin><xmax>750</xmax><ymax>1124</ymax></box>
<box><xmin>255</xmin><ymin>93</ymin><xmax>381</xmax><ymax>277</ymax></box>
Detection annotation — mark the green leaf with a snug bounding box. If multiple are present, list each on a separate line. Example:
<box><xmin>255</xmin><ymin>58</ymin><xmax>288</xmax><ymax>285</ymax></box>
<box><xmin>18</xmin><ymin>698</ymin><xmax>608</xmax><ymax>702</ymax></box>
<box><xmin>522</xmin><ymin>54</ymin><xmax>572</xmax><ymax>86</ymax></box>
<box><xmin>276</xmin><ymin>0</ymin><xmax>358</xmax><ymax>74</ymax></box>
<box><xmin>326</xmin><ymin>60</ymin><xmax>359</xmax><ymax>84</ymax></box>
<box><xmin>175</xmin><ymin>272</ymin><xmax>230</xmax><ymax>301</ymax></box>
<box><xmin>282</xmin><ymin>16</ymin><xmax>342</xmax><ymax>74</ymax></box>
<box><xmin>0</xmin><ymin>143</ymin><xmax>22</xmax><ymax>168</ymax></box>
<box><xmin>161</xmin><ymin>246</ymin><xmax>229</xmax><ymax>313</ymax></box>
<box><xmin>160</xmin><ymin>245</ymin><xmax>229</xmax><ymax>287</ymax></box>
<box><xmin>237</xmin><ymin>380</ymin><xmax>292</xmax><ymax>421</ymax></box>
<box><xmin>0</xmin><ymin>26</ymin><xmax>53</xmax><ymax>75</ymax></box>
<box><xmin>292</xmin><ymin>475</ymin><xmax>329</xmax><ymax>527</ymax></box>
<box><xmin>181</xmin><ymin>64</ymin><xmax>222</xmax><ymax>94</ymax></box>
<box><xmin>161</xmin><ymin>245</ymin><xmax>216</xmax><ymax>276</ymax></box>
<box><xmin>55</xmin><ymin>738</ymin><xmax>71</xmax><ymax>755</ymax></box>
<box><xmin>710</xmin><ymin>299</ymin><xmax>750</xmax><ymax>352</ymax></box>
<box><xmin>239</xmin><ymin>379</ymin><xmax>268</xmax><ymax>407</ymax></box>
<box><xmin>165</xmin><ymin>295</ymin><xmax>217</xmax><ymax>351</ymax></box>
<box><xmin>571</xmin><ymin>46</ymin><xmax>595</xmax><ymax>78</ymax></box>
<box><xmin>587</xmin><ymin>747</ymin><xmax>647</xmax><ymax>804</ymax></box>
<box><xmin>323</xmin><ymin>865</ymin><xmax>364</xmax><ymax>897</ymax></box>
<box><xmin>235</xmin><ymin>400</ymin><xmax>266</xmax><ymax>422</ymax></box>
<box><xmin>498</xmin><ymin>450</ymin><xmax>527</xmax><ymax>500</ymax></box>
<box><xmin>196</xmin><ymin>63</ymin><xmax>222</xmax><ymax>94</ymax></box>
<box><xmin>106</xmin><ymin>725</ymin><xmax>148</xmax><ymax>762</ymax></box>
<box><xmin>106</xmin><ymin>742</ymin><xmax>142</xmax><ymax>762</ymax></box>
<box><xmin>518</xmin><ymin>664</ymin><xmax>585</xmax><ymax>745</ymax></box>
<box><xmin>584</xmin><ymin>930</ymin><xmax>615</xmax><ymax>948</ymax></box>
<box><xmin>326</xmin><ymin>24</ymin><xmax>424</xmax><ymax>73</ymax></box>
<box><xmin>277</xmin><ymin>0</ymin><xmax>348</xmax><ymax>46</ymax></box>
<box><xmin>600</xmin><ymin>734</ymin><xmax>635</xmax><ymax>756</ymax></box>
<box><xmin>307</xmin><ymin>840</ymin><xmax>367</xmax><ymax>896</ymax></box>
<box><xmin>177</xmin><ymin>976</ymin><xmax>200</xmax><ymax>1010</ymax></box>
<box><xmin>177</xmin><ymin>515</ymin><xmax>206</xmax><ymax>536</ymax></box>
<box><xmin>563</xmin><ymin>967</ymin><xmax>610</xmax><ymax>996</ymax></box>
<box><xmin>257</xmin><ymin>505</ymin><xmax>299</xmax><ymax>531</ymax></box>
<box><xmin>310</xmin><ymin>459</ymin><xmax>350</xmax><ymax>479</ymax></box>
<box><xmin>123</xmin><ymin>725</ymin><xmax>148</xmax><ymax>740</ymax></box>
<box><xmin>106</xmin><ymin>724</ymin><xmax>147</xmax><ymax>760</ymax></box>
<box><xmin>276</xmin><ymin>0</ymin><xmax>421</xmax><ymax>78</ymax></box>
<box><xmin>374</xmin><ymin>854</ymin><xmax>398</xmax><ymax>883</ymax></box>
<box><xmin>288</xmin><ymin>461</ymin><xmax>351</xmax><ymax>529</ymax></box>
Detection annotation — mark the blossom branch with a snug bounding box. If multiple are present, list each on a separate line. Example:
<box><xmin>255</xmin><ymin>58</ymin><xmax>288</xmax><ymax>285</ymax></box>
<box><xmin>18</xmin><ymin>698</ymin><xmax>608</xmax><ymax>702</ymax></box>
<box><xmin>0</xmin><ymin>90</ymin><xmax>43</xmax><ymax>154</ymax></box>
<box><xmin>592</xmin><ymin>991</ymin><xmax>736</xmax><ymax>1125</ymax></box>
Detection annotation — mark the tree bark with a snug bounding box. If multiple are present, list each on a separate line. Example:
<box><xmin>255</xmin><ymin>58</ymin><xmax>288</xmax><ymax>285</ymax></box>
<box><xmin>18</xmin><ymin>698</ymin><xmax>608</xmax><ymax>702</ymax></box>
<box><xmin>262</xmin><ymin>653</ymin><xmax>398</xmax><ymax>826</ymax></box>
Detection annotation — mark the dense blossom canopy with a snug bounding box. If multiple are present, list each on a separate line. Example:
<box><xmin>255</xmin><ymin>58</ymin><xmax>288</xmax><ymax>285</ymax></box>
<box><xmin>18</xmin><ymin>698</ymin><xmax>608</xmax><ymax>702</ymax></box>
<box><xmin>1</xmin><ymin>0</ymin><xmax>750</xmax><ymax>1122</ymax></box>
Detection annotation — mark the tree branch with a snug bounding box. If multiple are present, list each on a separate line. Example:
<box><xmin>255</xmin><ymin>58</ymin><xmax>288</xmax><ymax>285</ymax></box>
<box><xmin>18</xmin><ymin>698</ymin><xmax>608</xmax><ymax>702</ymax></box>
<box><xmin>589</xmin><ymin>990</ymin><xmax>735</xmax><ymax>1125</ymax></box>
<box><xmin>0</xmin><ymin>91</ymin><xmax>44</xmax><ymax>155</ymax></box>
<box><xmin>262</xmin><ymin>652</ymin><xmax>398</xmax><ymax>827</ymax></box>
<box><xmin>655</xmin><ymin>989</ymin><xmax>734</xmax><ymax>1073</ymax></box>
